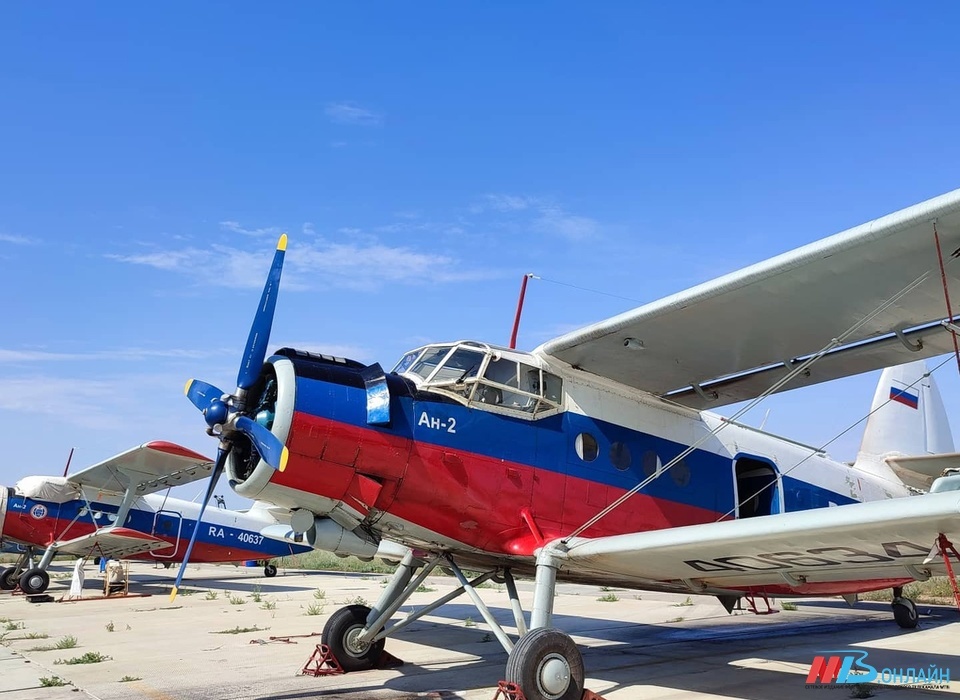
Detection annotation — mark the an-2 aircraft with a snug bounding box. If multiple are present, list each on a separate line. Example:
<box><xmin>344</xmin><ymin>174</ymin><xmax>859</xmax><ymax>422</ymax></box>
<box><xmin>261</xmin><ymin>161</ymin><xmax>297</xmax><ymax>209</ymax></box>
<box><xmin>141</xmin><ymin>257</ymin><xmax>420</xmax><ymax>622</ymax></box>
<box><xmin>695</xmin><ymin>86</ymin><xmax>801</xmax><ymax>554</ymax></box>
<box><xmin>179</xmin><ymin>190</ymin><xmax>960</xmax><ymax>700</ymax></box>
<box><xmin>0</xmin><ymin>441</ymin><xmax>327</xmax><ymax>595</ymax></box>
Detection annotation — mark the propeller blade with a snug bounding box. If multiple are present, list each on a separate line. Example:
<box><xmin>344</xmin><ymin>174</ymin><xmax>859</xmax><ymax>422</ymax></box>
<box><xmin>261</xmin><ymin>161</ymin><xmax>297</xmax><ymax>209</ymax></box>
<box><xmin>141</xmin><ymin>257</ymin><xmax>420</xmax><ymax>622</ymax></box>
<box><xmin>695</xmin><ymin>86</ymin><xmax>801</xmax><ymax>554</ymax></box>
<box><xmin>169</xmin><ymin>447</ymin><xmax>228</xmax><ymax>602</ymax></box>
<box><xmin>236</xmin><ymin>416</ymin><xmax>289</xmax><ymax>472</ymax></box>
<box><xmin>237</xmin><ymin>234</ymin><xmax>287</xmax><ymax>390</ymax></box>
<box><xmin>184</xmin><ymin>379</ymin><xmax>225</xmax><ymax>411</ymax></box>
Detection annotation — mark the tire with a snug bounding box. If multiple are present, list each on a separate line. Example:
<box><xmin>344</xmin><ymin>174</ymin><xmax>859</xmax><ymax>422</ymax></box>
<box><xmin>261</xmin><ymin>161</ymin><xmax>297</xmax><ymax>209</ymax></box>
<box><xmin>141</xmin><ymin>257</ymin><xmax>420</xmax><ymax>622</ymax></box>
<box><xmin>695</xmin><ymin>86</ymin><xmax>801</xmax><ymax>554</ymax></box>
<box><xmin>18</xmin><ymin>568</ymin><xmax>49</xmax><ymax>595</ymax></box>
<box><xmin>505</xmin><ymin>628</ymin><xmax>584</xmax><ymax>700</ymax></box>
<box><xmin>321</xmin><ymin>604</ymin><xmax>385</xmax><ymax>672</ymax></box>
<box><xmin>264</xmin><ymin>563</ymin><xmax>278</xmax><ymax>578</ymax></box>
<box><xmin>0</xmin><ymin>567</ymin><xmax>18</xmax><ymax>591</ymax></box>
<box><xmin>892</xmin><ymin>597</ymin><xmax>919</xmax><ymax>629</ymax></box>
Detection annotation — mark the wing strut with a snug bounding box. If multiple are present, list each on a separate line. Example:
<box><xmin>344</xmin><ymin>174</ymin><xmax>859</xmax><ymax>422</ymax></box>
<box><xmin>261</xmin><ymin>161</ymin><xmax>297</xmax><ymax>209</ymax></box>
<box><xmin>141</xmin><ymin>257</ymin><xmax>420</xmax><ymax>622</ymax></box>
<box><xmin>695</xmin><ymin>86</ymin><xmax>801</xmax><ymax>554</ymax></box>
<box><xmin>934</xmin><ymin>222</ymin><xmax>960</xmax><ymax>376</ymax></box>
<box><xmin>562</xmin><ymin>253</ymin><xmax>946</xmax><ymax>543</ymax></box>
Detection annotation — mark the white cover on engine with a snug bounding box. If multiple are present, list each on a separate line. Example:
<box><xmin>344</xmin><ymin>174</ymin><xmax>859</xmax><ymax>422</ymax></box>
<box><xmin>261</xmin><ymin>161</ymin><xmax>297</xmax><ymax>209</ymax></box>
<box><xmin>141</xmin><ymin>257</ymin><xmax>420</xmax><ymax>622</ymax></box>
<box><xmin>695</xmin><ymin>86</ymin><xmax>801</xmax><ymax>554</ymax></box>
<box><xmin>15</xmin><ymin>476</ymin><xmax>81</xmax><ymax>503</ymax></box>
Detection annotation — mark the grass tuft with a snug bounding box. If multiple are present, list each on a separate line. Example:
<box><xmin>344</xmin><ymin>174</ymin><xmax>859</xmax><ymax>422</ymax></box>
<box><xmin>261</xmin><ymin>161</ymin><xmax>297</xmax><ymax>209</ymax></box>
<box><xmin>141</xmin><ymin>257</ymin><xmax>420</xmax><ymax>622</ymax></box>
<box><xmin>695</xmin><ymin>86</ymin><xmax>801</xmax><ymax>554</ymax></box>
<box><xmin>55</xmin><ymin>635</ymin><xmax>78</xmax><ymax>649</ymax></box>
<box><xmin>39</xmin><ymin>676</ymin><xmax>69</xmax><ymax>687</ymax></box>
<box><xmin>597</xmin><ymin>593</ymin><xmax>619</xmax><ymax>603</ymax></box>
<box><xmin>54</xmin><ymin>651</ymin><xmax>110</xmax><ymax>665</ymax></box>
<box><xmin>211</xmin><ymin>625</ymin><xmax>268</xmax><ymax>635</ymax></box>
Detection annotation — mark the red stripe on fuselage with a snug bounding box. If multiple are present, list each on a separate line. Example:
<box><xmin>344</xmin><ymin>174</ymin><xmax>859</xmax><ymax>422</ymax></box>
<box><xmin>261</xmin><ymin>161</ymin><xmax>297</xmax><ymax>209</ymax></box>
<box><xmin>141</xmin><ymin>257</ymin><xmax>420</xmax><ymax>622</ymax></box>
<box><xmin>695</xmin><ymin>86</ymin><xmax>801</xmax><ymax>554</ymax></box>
<box><xmin>3</xmin><ymin>516</ymin><xmax>285</xmax><ymax>564</ymax></box>
<box><xmin>273</xmin><ymin>412</ymin><xmax>725</xmax><ymax>555</ymax></box>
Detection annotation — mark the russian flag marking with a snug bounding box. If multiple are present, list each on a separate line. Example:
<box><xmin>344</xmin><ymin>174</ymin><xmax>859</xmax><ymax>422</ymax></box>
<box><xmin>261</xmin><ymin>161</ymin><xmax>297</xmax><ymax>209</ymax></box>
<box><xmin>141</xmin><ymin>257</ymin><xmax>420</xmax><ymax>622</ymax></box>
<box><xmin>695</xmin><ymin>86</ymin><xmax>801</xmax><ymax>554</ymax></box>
<box><xmin>889</xmin><ymin>387</ymin><xmax>919</xmax><ymax>409</ymax></box>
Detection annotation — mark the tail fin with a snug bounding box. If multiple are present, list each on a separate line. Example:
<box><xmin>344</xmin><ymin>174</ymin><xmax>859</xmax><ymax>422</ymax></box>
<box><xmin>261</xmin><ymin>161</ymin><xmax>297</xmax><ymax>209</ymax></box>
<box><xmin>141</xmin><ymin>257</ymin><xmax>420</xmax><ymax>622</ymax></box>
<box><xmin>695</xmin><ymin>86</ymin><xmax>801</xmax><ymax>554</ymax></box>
<box><xmin>853</xmin><ymin>360</ymin><xmax>954</xmax><ymax>488</ymax></box>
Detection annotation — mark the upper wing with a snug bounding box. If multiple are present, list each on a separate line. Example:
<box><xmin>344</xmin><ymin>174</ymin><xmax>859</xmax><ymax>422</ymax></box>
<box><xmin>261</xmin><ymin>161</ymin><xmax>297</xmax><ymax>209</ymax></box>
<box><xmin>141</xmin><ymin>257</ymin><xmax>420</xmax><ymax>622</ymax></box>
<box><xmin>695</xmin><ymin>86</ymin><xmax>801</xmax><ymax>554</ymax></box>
<box><xmin>68</xmin><ymin>441</ymin><xmax>214</xmax><ymax>497</ymax></box>
<box><xmin>55</xmin><ymin>527</ymin><xmax>172</xmax><ymax>559</ymax></box>
<box><xmin>557</xmin><ymin>491</ymin><xmax>960</xmax><ymax>593</ymax></box>
<box><xmin>536</xmin><ymin>189</ymin><xmax>960</xmax><ymax>409</ymax></box>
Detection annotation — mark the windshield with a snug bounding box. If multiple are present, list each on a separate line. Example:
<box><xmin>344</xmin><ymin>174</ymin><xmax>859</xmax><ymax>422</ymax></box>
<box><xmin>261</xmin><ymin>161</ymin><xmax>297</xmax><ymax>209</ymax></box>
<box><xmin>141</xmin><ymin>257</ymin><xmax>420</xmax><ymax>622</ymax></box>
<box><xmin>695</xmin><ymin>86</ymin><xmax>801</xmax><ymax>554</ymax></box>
<box><xmin>393</xmin><ymin>341</ymin><xmax>563</xmax><ymax>416</ymax></box>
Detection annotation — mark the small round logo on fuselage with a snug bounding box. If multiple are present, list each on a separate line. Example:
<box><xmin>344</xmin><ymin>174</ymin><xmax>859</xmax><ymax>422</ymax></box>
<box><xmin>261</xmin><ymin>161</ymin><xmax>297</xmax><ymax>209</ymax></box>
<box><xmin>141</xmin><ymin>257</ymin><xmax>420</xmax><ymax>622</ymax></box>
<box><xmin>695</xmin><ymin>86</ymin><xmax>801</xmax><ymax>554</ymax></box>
<box><xmin>29</xmin><ymin>504</ymin><xmax>47</xmax><ymax>520</ymax></box>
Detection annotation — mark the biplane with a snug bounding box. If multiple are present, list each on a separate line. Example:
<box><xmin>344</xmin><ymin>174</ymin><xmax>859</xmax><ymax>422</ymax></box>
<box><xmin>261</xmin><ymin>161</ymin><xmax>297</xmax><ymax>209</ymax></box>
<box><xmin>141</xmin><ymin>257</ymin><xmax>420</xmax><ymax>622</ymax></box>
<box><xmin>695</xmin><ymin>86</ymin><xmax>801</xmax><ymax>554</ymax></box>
<box><xmin>0</xmin><ymin>441</ymin><xmax>323</xmax><ymax>594</ymax></box>
<box><xmin>180</xmin><ymin>190</ymin><xmax>960</xmax><ymax>700</ymax></box>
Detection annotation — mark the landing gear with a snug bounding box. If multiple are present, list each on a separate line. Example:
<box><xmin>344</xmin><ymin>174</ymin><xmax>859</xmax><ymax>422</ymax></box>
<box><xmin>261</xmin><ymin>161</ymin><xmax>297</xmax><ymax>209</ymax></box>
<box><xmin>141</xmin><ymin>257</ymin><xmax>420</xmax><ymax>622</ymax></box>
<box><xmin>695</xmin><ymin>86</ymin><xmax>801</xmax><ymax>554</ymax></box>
<box><xmin>321</xmin><ymin>604</ymin><xmax>385</xmax><ymax>672</ymax></box>
<box><xmin>505</xmin><ymin>628</ymin><xmax>584</xmax><ymax>700</ymax></box>
<box><xmin>0</xmin><ymin>567</ymin><xmax>19</xmax><ymax>591</ymax></box>
<box><xmin>892</xmin><ymin>597</ymin><xmax>919</xmax><ymax>629</ymax></box>
<box><xmin>18</xmin><ymin>568</ymin><xmax>49</xmax><ymax>595</ymax></box>
<box><xmin>263</xmin><ymin>563</ymin><xmax>278</xmax><ymax>577</ymax></box>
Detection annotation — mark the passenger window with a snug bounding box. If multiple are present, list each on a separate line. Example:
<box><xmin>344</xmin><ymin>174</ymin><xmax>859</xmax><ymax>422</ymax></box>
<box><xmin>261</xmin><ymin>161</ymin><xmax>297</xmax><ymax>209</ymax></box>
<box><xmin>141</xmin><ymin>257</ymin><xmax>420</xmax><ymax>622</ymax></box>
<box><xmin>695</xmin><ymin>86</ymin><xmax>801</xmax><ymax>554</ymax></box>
<box><xmin>575</xmin><ymin>433</ymin><xmax>599</xmax><ymax>462</ymax></box>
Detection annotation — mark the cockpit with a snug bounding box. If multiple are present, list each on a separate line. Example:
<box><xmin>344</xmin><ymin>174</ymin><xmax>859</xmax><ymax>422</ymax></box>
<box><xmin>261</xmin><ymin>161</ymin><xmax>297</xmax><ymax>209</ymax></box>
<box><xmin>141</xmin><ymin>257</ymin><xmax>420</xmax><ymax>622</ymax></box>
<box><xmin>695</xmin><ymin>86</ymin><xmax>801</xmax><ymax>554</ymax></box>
<box><xmin>393</xmin><ymin>341</ymin><xmax>563</xmax><ymax>417</ymax></box>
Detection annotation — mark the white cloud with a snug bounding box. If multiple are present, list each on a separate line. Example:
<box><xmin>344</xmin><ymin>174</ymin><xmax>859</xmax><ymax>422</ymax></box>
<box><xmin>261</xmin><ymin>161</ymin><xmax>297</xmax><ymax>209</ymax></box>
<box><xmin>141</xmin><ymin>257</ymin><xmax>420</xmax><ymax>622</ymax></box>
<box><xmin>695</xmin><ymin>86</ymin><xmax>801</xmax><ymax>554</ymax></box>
<box><xmin>105</xmin><ymin>249</ymin><xmax>200</xmax><ymax>271</ymax></box>
<box><xmin>107</xmin><ymin>236</ymin><xmax>489</xmax><ymax>292</ymax></box>
<box><xmin>0</xmin><ymin>233</ymin><xmax>36</xmax><ymax>245</ymax></box>
<box><xmin>219</xmin><ymin>221</ymin><xmax>283</xmax><ymax>238</ymax></box>
<box><xmin>533</xmin><ymin>205</ymin><xmax>600</xmax><ymax>241</ymax></box>
<box><xmin>325</xmin><ymin>102</ymin><xmax>383</xmax><ymax>127</ymax></box>
<box><xmin>0</xmin><ymin>347</ymin><xmax>225</xmax><ymax>363</ymax></box>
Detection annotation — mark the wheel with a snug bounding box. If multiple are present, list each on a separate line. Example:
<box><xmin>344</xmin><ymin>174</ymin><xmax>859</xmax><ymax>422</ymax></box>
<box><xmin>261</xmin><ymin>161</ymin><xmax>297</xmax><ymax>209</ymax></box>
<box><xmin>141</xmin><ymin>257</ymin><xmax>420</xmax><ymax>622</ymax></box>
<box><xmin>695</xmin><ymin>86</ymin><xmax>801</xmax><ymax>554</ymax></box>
<box><xmin>263</xmin><ymin>563</ymin><xmax>278</xmax><ymax>577</ymax></box>
<box><xmin>0</xmin><ymin>567</ymin><xmax>19</xmax><ymax>591</ymax></box>
<box><xmin>892</xmin><ymin>597</ymin><xmax>919</xmax><ymax>629</ymax></box>
<box><xmin>321</xmin><ymin>604</ymin><xmax>385</xmax><ymax>672</ymax></box>
<box><xmin>18</xmin><ymin>568</ymin><xmax>49</xmax><ymax>595</ymax></box>
<box><xmin>505</xmin><ymin>628</ymin><xmax>584</xmax><ymax>700</ymax></box>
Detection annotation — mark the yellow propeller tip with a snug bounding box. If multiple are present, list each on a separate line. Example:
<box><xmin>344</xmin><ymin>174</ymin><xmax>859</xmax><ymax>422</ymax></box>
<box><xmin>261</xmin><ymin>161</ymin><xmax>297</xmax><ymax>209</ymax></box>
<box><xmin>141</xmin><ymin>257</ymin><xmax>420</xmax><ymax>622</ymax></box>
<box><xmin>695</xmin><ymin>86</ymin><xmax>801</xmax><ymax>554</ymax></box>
<box><xmin>183</xmin><ymin>379</ymin><xmax>193</xmax><ymax>396</ymax></box>
<box><xmin>277</xmin><ymin>233</ymin><xmax>288</xmax><ymax>252</ymax></box>
<box><xmin>279</xmin><ymin>447</ymin><xmax>289</xmax><ymax>473</ymax></box>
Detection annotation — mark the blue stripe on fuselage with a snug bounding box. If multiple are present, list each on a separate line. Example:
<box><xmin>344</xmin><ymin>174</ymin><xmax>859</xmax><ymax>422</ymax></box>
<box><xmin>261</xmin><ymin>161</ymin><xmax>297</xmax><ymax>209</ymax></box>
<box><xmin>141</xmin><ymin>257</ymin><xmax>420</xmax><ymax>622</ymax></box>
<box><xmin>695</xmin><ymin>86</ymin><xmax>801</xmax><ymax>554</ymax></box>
<box><xmin>5</xmin><ymin>496</ymin><xmax>311</xmax><ymax>558</ymax></box>
<box><xmin>293</xmin><ymin>373</ymin><xmax>858</xmax><ymax>515</ymax></box>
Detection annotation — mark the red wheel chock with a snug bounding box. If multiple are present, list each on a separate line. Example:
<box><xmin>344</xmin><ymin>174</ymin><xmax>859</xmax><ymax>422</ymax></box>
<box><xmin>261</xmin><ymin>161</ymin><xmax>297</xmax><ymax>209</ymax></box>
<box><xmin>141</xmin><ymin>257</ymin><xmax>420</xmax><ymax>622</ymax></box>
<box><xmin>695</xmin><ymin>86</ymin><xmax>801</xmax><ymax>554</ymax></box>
<box><xmin>300</xmin><ymin>644</ymin><xmax>344</xmax><ymax>676</ymax></box>
<box><xmin>300</xmin><ymin>644</ymin><xmax>405</xmax><ymax>677</ymax></box>
<box><xmin>490</xmin><ymin>681</ymin><xmax>608</xmax><ymax>700</ymax></box>
<box><xmin>491</xmin><ymin>682</ymin><xmax>526</xmax><ymax>700</ymax></box>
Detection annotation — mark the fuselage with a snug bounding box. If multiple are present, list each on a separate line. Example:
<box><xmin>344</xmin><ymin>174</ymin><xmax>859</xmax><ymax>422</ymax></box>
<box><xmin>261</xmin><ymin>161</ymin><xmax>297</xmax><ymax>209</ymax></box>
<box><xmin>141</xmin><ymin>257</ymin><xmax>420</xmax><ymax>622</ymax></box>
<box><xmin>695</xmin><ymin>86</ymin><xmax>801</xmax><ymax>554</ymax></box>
<box><xmin>0</xmin><ymin>483</ymin><xmax>311</xmax><ymax>563</ymax></box>
<box><xmin>227</xmin><ymin>344</ymin><xmax>910</xmax><ymax>577</ymax></box>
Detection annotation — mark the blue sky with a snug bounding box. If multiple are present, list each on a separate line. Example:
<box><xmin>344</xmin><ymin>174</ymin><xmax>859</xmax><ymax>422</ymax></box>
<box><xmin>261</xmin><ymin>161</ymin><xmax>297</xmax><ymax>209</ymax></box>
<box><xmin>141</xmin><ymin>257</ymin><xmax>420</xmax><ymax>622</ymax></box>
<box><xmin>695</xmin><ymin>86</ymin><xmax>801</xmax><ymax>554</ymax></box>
<box><xmin>3</xmin><ymin>3</ymin><xmax>960</xmax><ymax>504</ymax></box>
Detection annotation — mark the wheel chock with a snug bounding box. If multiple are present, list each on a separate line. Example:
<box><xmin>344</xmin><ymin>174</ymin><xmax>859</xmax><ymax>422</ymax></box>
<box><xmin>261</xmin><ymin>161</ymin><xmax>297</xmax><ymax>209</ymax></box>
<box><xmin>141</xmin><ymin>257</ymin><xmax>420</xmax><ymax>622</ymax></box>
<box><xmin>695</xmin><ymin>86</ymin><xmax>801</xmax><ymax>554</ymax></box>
<box><xmin>300</xmin><ymin>643</ymin><xmax>345</xmax><ymax>676</ymax></box>
<box><xmin>491</xmin><ymin>681</ymin><xmax>526</xmax><ymax>700</ymax></box>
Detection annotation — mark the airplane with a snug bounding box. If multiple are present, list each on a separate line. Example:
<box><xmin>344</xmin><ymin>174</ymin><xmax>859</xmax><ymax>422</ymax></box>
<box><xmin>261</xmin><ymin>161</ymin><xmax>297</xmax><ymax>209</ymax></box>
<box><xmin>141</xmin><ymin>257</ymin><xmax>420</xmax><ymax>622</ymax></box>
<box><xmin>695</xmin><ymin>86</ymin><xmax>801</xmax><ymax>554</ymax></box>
<box><xmin>178</xmin><ymin>190</ymin><xmax>960</xmax><ymax>700</ymax></box>
<box><xmin>0</xmin><ymin>440</ymin><xmax>336</xmax><ymax>595</ymax></box>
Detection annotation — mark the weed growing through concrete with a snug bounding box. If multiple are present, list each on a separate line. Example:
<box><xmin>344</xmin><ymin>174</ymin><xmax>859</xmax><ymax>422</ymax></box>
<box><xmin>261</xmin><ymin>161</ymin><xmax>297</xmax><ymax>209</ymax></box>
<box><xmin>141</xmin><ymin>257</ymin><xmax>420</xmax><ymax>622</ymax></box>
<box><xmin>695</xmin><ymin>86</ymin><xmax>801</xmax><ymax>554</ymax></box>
<box><xmin>54</xmin><ymin>651</ymin><xmax>110</xmax><ymax>665</ymax></box>
<box><xmin>673</xmin><ymin>597</ymin><xmax>694</xmax><ymax>607</ymax></box>
<box><xmin>204</xmin><ymin>590</ymin><xmax>219</xmax><ymax>600</ymax></box>
<box><xmin>415</xmin><ymin>584</ymin><xmax>436</xmax><ymax>593</ymax></box>
<box><xmin>597</xmin><ymin>593</ymin><xmax>619</xmax><ymax>602</ymax></box>
<box><xmin>227</xmin><ymin>593</ymin><xmax>247</xmax><ymax>605</ymax></box>
<box><xmin>105</xmin><ymin>621</ymin><xmax>115</xmax><ymax>632</ymax></box>
<box><xmin>781</xmin><ymin>601</ymin><xmax>798</xmax><ymax>611</ymax></box>
<box><xmin>666</xmin><ymin>616</ymin><xmax>684</xmax><ymax>623</ymax></box>
<box><xmin>24</xmin><ymin>632</ymin><xmax>49</xmax><ymax>639</ymax></box>
<box><xmin>313</xmin><ymin>589</ymin><xmax>326</xmax><ymax>600</ymax></box>
<box><xmin>464</xmin><ymin>617</ymin><xmax>476</xmax><ymax>627</ymax></box>
<box><xmin>3</xmin><ymin>621</ymin><xmax>24</xmax><ymax>631</ymax></box>
<box><xmin>260</xmin><ymin>599</ymin><xmax>277</xmax><ymax>610</ymax></box>
<box><xmin>347</xmin><ymin>596</ymin><xmax>368</xmax><ymax>607</ymax></box>
<box><xmin>39</xmin><ymin>676</ymin><xmax>69</xmax><ymax>687</ymax></box>
<box><xmin>119</xmin><ymin>676</ymin><xmax>142</xmax><ymax>682</ymax></box>
<box><xmin>305</xmin><ymin>603</ymin><xmax>325</xmax><ymax>616</ymax></box>
<box><xmin>55</xmin><ymin>635</ymin><xmax>78</xmax><ymax>649</ymax></box>
<box><xmin>250</xmin><ymin>585</ymin><xmax>263</xmax><ymax>603</ymax></box>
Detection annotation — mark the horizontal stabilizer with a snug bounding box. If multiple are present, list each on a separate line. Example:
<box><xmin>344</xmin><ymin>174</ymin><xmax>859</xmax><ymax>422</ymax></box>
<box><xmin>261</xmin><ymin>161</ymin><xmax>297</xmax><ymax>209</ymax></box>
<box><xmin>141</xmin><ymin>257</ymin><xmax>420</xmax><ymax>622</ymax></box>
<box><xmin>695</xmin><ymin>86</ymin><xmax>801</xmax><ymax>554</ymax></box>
<box><xmin>887</xmin><ymin>452</ymin><xmax>960</xmax><ymax>490</ymax></box>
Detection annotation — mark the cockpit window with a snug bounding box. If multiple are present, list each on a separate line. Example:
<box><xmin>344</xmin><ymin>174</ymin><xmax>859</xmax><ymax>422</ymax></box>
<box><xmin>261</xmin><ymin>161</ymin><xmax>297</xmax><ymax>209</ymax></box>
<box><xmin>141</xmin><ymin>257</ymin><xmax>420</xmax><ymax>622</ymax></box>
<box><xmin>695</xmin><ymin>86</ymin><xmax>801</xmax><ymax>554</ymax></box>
<box><xmin>406</xmin><ymin>346</ymin><xmax>452</xmax><ymax>381</ymax></box>
<box><xmin>394</xmin><ymin>341</ymin><xmax>563</xmax><ymax>417</ymax></box>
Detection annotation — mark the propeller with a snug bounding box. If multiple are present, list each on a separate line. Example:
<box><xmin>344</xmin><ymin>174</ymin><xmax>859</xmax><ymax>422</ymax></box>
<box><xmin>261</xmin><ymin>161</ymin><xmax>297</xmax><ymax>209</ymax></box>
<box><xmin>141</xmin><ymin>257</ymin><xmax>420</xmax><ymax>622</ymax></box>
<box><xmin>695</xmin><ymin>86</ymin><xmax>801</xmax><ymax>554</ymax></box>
<box><xmin>170</xmin><ymin>446</ymin><xmax>228</xmax><ymax>601</ymax></box>
<box><xmin>171</xmin><ymin>234</ymin><xmax>290</xmax><ymax>601</ymax></box>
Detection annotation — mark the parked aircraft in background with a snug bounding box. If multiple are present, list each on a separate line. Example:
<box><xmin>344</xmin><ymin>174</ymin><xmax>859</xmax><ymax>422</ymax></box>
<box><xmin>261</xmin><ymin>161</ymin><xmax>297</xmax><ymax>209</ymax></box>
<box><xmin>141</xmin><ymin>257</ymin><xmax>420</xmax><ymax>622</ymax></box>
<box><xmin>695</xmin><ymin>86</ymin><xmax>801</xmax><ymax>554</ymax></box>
<box><xmin>181</xmin><ymin>190</ymin><xmax>960</xmax><ymax>700</ymax></box>
<box><xmin>0</xmin><ymin>441</ymin><xmax>323</xmax><ymax>594</ymax></box>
